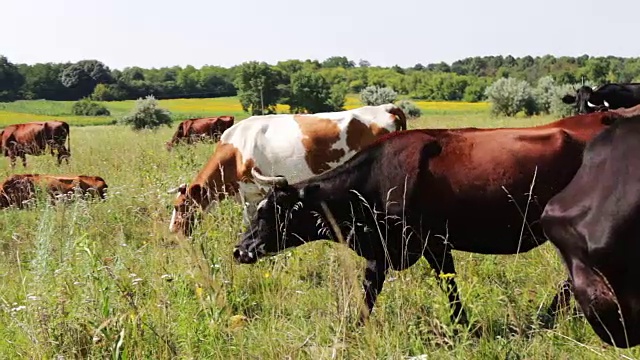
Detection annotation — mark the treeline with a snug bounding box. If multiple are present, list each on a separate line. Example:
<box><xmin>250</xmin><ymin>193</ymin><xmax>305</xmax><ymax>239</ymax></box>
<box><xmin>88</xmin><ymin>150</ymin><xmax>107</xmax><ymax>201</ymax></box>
<box><xmin>2</xmin><ymin>54</ymin><xmax>640</xmax><ymax>105</ymax></box>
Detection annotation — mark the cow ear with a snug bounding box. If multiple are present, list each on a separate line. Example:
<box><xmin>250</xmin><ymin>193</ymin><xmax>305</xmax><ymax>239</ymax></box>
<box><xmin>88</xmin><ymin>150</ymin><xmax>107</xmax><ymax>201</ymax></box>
<box><xmin>562</xmin><ymin>94</ymin><xmax>576</xmax><ymax>104</ymax></box>
<box><xmin>188</xmin><ymin>184</ymin><xmax>202</xmax><ymax>201</ymax></box>
<box><xmin>298</xmin><ymin>184</ymin><xmax>320</xmax><ymax>200</ymax></box>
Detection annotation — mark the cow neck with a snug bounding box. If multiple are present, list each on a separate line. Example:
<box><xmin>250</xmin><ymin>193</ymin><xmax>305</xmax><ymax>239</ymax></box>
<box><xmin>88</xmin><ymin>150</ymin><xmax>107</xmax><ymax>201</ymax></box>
<box><xmin>189</xmin><ymin>142</ymin><xmax>241</xmax><ymax>211</ymax></box>
<box><xmin>296</xmin><ymin>149</ymin><xmax>374</xmax><ymax>211</ymax></box>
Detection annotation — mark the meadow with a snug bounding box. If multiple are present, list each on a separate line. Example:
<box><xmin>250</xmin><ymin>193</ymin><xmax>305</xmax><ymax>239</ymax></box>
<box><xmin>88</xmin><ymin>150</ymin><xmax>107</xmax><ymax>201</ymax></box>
<box><xmin>0</xmin><ymin>98</ymin><xmax>638</xmax><ymax>359</ymax></box>
<box><xmin>0</xmin><ymin>95</ymin><xmax>492</xmax><ymax>128</ymax></box>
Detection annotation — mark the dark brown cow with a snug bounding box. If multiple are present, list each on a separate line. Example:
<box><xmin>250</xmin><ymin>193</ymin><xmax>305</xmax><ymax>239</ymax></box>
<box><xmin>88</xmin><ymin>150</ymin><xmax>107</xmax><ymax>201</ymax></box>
<box><xmin>233</xmin><ymin>111</ymin><xmax>619</xmax><ymax>328</ymax></box>
<box><xmin>0</xmin><ymin>174</ymin><xmax>107</xmax><ymax>208</ymax></box>
<box><xmin>1</xmin><ymin>121</ymin><xmax>70</xmax><ymax>167</ymax></box>
<box><xmin>165</xmin><ymin>116</ymin><xmax>235</xmax><ymax>151</ymax></box>
<box><xmin>541</xmin><ymin>114</ymin><xmax>640</xmax><ymax>348</ymax></box>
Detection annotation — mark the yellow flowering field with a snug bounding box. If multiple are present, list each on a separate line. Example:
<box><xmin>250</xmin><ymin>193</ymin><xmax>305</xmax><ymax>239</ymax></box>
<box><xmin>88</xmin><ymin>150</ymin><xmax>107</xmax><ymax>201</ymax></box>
<box><xmin>0</xmin><ymin>111</ymin><xmax>115</xmax><ymax>127</ymax></box>
<box><xmin>0</xmin><ymin>95</ymin><xmax>493</xmax><ymax>127</ymax></box>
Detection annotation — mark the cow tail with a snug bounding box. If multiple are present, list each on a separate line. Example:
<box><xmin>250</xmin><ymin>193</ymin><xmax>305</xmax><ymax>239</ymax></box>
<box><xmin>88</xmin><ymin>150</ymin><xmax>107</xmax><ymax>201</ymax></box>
<box><xmin>65</xmin><ymin>122</ymin><xmax>71</xmax><ymax>156</ymax></box>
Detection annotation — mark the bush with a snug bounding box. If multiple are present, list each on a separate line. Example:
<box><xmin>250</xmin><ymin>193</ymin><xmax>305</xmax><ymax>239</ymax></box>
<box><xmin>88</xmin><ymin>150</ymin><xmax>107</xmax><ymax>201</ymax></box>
<box><xmin>71</xmin><ymin>98</ymin><xmax>111</xmax><ymax>116</ymax></box>
<box><xmin>485</xmin><ymin>78</ymin><xmax>536</xmax><ymax>117</ymax></box>
<box><xmin>396</xmin><ymin>100</ymin><xmax>422</xmax><ymax>119</ymax></box>
<box><xmin>118</xmin><ymin>95</ymin><xmax>172</xmax><ymax>130</ymax></box>
<box><xmin>360</xmin><ymin>85</ymin><xmax>397</xmax><ymax>106</ymax></box>
<box><xmin>533</xmin><ymin>76</ymin><xmax>556</xmax><ymax>114</ymax></box>
<box><xmin>549</xmin><ymin>84</ymin><xmax>578</xmax><ymax>117</ymax></box>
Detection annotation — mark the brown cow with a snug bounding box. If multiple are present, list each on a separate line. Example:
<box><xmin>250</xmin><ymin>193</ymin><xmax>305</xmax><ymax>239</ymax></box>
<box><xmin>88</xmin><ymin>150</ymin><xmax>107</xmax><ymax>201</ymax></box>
<box><xmin>0</xmin><ymin>174</ymin><xmax>107</xmax><ymax>208</ymax></box>
<box><xmin>165</xmin><ymin>116</ymin><xmax>235</xmax><ymax>151</ymax></box>
<box><xmin>232</xmin><ymin>110</ymin><xmax>620</xmax><ymax>329</ymax></box>
<box><xmin>1</xmin><ymin>121</ymin><xmax>71</xmax><ymax>167</ymax></box>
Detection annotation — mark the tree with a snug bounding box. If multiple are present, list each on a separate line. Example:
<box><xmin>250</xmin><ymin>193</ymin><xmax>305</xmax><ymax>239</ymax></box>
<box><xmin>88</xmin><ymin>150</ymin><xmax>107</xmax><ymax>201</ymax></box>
<box><xmin>582</xmin><ymin>58</ymin><xmax>610</xmax><ymax>84</ymax></box>
<box><xmin>358</xmin><ymin>59</ymin><xmax>371</xmax><ymax>68</ymax></box>
<box><xmin>412</xmin><ymin>73</ymin><xmax>469</xmax><ymax>101</ymax></box>
<box><xmin>120</xmin><ymin>67</ymin><xmax>145</xmax><ymax>83</ymax></box>
<box><xmin>197</xmin><ymin>66</ymin><xmax>236</xmax><ymax>97</ymax></box>
<box><xmin>284</xmin><ymin>71</ymin><xmax>335</xmax><ymax>113</ymax></box>
<box><xmin>60</xmin><ymin>60</ymin><xmax>113</xmax><ymax>99</ymax></box>
<box><xmin>321</xmin><ymin>56</ymin><xmax>355</xmax><ymax>69</ymax></box>
<box><xmin>234</xmin><ymin>61</ymin><xmax>283</xmax><ymax>115</ymax></box>
<box><xmin>329</xmin><ymin>83</ymin><xmax>348</xmax><ymax>111</ymax></box>
<box><xmin>18</xmin><ymin>62</ymin><xmax>68</xmax><ymax>100</ymax></box>
<box><xmin>0</xmin><ymin>55</ymin><xmax>25</xmax><ymax>101</ymax></box>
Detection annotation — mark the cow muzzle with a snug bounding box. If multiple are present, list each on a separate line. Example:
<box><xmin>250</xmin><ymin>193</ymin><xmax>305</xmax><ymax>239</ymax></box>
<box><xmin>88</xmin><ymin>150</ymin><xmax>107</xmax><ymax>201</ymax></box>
<box><xmin>233</xmin><ymin>243</ymin><xmax>266</xmax><ymax>264</ymax></box>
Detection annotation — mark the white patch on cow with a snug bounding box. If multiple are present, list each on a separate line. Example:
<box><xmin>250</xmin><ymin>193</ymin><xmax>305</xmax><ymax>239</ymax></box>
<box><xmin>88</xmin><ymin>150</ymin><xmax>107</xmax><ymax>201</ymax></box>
<box><xmin>168</xmin><ymin>192</ymin><xmax>180</xmax><ymax>232</ymax></box>
<box><xmin>191</xmin><ymin>104</ymin><xmax>405</xmax><ymax>228</ymax></box>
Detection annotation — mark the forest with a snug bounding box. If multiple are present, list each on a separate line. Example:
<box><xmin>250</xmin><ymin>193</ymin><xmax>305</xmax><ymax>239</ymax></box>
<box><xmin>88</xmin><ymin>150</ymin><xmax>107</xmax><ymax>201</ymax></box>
<box><xmin>1</xmin><ymin>54</ymin><xmax>638</xmax><ymax>105</ymax></box>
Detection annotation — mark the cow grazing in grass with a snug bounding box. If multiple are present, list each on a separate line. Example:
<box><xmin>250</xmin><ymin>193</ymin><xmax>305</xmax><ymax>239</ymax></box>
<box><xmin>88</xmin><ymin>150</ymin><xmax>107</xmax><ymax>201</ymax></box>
<box><xmin>0</xmin><ymin>120</ymin><xmax>71</xmax><ymax>167</ymax></box>
<box><xmin>233</xmin><ymin>110</ymin><xmax>619</xmax><ymax>327</ymax></box>
<box><xmin>167</xmin><ymin>104</ymin><xmax>407</xmax><ymax>236</ymax></box>
<box><xmin>0</xmin><ymin>174</ymin><xmax>107</xmax><ymax>208</ymax></box>
<box><xmin>541</xmin><ymin>114</ymin><xmax>640</xmax><ymax>348</ymax></box>
<box><xmin>165</xmin><ymin>116</ymin><xmax>235</xmax><ymax>151</ymax></box>
<box><xmin>562</xmin><ymin>83</ymin><xmax>640</xmax><ymax>114</ymax></box>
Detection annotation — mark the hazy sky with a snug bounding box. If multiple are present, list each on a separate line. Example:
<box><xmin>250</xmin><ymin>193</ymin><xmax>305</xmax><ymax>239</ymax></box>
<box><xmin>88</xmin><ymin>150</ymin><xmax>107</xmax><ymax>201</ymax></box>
<box><xmin>2</xmin><ymin>0</ymin><xmax>637</xmax><ymax>70</ymax></box>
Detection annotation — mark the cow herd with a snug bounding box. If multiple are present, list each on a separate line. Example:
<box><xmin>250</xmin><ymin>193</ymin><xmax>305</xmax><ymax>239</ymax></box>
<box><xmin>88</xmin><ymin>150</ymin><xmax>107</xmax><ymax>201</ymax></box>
<box><xmin>4</xmin><ymin>85</ymin><xmax>640</xmax><ymax>349</ymax></box>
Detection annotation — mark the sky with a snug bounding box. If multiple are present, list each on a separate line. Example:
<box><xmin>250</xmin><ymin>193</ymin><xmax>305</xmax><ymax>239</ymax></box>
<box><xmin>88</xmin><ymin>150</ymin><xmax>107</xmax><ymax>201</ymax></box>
<box><xmin>1</xmin><ymin>0</ymin><xmax>638</xmax><ymax>70</ymax></box>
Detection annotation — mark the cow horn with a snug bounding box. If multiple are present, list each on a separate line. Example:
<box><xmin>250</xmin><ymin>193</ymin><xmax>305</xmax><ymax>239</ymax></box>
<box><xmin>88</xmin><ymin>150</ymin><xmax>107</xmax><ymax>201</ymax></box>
<box><xmin>603</xmin><ymin>100</ymin><xmax>610</xmax><ymax>108</ymax></box>
<box><xmin>587</xmin><ymin>101</ymin><xmax>598</xmax><ymax>108</ymax></box>
<box><xmin>167</xmin><ymin>183</ymin><xmax>187</xmax><ymax>194</ymax></box>
<box><xmin>251</xmin><ymin>168</ymin><xmax>288</xmax><ymax>187</ymax></box>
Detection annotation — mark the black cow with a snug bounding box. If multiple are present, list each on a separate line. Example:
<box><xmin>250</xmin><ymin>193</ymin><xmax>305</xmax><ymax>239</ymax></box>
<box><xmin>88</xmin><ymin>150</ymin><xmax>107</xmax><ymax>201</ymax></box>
<box><xmin>541</xmin><ymin>114</ymin><xmax>640</xmax><ymax>348</ymax></box>
<box><xmin>562</xmin><ymin>83</ymin><xmax>640</xmax><ymax>114</ymax></box>
<box><xmin>232</xmin><ymin>112</ymin><xmax>619</xmax><ymax>327</ymax></box>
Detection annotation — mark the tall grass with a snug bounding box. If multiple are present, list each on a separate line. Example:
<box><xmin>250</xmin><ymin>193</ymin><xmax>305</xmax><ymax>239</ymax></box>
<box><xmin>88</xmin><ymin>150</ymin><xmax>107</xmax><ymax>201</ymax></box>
<box><xmin>0</xmin><ymin>118</ymin><xmax>638</xmax><ymax>359</ymax></box>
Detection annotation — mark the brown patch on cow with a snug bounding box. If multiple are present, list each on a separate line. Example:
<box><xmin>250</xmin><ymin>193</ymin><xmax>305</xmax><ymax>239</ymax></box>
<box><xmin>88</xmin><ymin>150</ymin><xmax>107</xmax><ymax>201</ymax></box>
<box><xmin>345</xmin><ymin>119</ymin><xmax>391</xmax><ymax>152</ymax></box>
<box><xmin>294</xmin><ymin>115</ymin><xmax>346</xmax><ymax>174</ymax></box>
<box><xmin>240</xmin><ymin>157</ymin><xmax>259</xmax><ymax>182</ymax></box>
<box><xmin>172</xmin><ymin>142</ymin><xmax>255</xmax><ymax>236</ymax></box>
<box><xmin>187</xmin><ymin>142</ymin><xmax>243</xmax><ymax>208</ymax></box>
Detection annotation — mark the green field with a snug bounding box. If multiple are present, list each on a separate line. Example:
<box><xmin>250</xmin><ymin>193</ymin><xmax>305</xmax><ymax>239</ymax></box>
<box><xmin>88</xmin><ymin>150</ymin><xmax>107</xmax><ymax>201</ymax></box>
<box><xmin>0</xmin><ymin>95</ymin><xmax>495</xmax><ymax>128</ymax></box>
<box><xmin>0</xmin><ymin>101</ymin><xmax>636</xmax><ymax>359</ymax></box>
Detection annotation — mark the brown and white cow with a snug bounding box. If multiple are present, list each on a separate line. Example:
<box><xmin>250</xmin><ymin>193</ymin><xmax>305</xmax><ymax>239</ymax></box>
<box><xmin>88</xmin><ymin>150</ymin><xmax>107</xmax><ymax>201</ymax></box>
<box><xmin>167</xmin><ymin>103</ymin><xmax>407</xmax><ymax>236</ymax></box>
<box><xmin>1</xmin><ymin>120</ymin><xmax>71</xmax><ymax>167</ymax></box>
<box><xmin>0</xmin><ymin>174</ymin><xmax>107</xmax><ymax>208</ymax></box>
<box><xmin>165</xmin><ymin>116</ymin><xmax>235</xmax><ymax>151</ymax></box>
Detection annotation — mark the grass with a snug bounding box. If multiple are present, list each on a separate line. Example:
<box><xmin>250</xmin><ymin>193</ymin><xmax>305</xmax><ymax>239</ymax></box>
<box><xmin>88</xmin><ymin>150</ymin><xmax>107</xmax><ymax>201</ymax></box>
<box><xmin>0</xmin><ymin>104</ymin><xmax>638</xmax><ymax>359</ymax></box>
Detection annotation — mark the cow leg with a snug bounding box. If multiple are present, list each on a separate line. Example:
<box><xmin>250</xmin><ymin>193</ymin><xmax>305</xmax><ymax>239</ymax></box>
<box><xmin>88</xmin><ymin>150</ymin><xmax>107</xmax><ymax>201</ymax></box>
<box><xmin>358</xmin><ymin>259</ymin><xmax>388</xmax><ymax>325</ymax></box>
<box><xmin>539</xmin><ymin>277</ymin><xmax>574</xmax><ymax>328</ymax></box>
<box><xmin>423</xmin><ymin>247</ymin><xmax>468</xmax><ymax>325</ymax></box>
<box><xmin>20</xmin><ymin>153</ymin><xmax>27</xmax><ymax>167</ymax></box>
<box><xmin>9</xmin><ymin>152</ymin><xmax>16</xmax><ymax>169</ymax></box>
<box><xmin>59</xmin><ymin>146</ymin><xmax>70</xmax><ymax>165</ymax></box>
